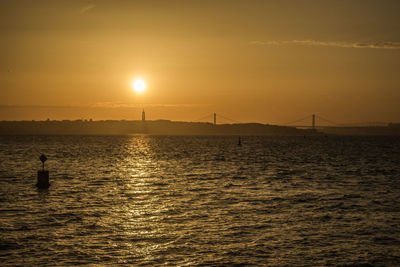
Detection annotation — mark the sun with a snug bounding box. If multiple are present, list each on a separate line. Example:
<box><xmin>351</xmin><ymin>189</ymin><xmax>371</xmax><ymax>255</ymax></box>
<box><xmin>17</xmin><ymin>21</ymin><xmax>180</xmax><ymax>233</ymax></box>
<box><xmin>132</xmin><ymin>79</ymin><xmax>146</xmax><ymax>93</ymax></box>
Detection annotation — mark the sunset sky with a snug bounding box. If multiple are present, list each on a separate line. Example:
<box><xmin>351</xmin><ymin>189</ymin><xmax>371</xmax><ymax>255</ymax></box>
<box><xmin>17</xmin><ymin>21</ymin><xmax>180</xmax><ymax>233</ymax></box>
<box><xmin>1</xmin><ymin>0</ymin><xmax>400</xmax><ymax>124</ymax></box>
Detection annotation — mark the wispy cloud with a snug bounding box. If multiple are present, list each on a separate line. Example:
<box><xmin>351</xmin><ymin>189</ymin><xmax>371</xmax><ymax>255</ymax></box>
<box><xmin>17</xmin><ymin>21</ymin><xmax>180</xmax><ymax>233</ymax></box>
<box><xmin>0</xmin><ymin>103</ymin><xmax>210</xmax><ymax>109</ymax></box>
<box><xmin>91</xmin><ymin>102</ymin><xmax>210</xmax><ymax>109</ymax></box>
<box><xmin>250</xmin><ymin>40</ymin><xmax>400</xmax><ymax>50</ymax></box>
<box><xmin>80</xmin><ymin>4</ymin><xmax>95</xmax><ymax>14</ymax></box>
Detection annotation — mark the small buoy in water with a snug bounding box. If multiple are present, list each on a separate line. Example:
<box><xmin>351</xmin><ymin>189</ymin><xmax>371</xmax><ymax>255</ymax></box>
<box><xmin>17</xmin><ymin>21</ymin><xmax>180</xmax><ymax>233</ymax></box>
<box><xmin>37</xmin><ymin>154</ymin><xmax>50</xmax><ymax>188</ymax></box>
<box><xmin>238</xmin><ymin>136</ymin><xmax>242</xmax><ymax>146</ymax></box>
<box><xmin>39</xmin><ymin>154</ymin><xmax>47</xmax><ymax>170</ymax></box>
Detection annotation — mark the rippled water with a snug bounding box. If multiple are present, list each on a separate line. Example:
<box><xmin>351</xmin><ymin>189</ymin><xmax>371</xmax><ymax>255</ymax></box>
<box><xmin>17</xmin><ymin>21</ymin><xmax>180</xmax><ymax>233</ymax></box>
<box><xmin>1</xmin><ymin>135</ymin><xmax>400</xmax><ymax>266</ymax></box>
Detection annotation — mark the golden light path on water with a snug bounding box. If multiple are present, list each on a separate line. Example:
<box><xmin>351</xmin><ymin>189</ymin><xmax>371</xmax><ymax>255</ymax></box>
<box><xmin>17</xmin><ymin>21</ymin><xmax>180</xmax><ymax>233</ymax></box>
<box><xmin>113</xmin><ymin>136</ymin><xmax>182</xmax><ymax>264</ymax></box>
<box><xmin>112</xmin><ymin>136</ymin><xmax>276</xmax><ymax>265</ymax></box>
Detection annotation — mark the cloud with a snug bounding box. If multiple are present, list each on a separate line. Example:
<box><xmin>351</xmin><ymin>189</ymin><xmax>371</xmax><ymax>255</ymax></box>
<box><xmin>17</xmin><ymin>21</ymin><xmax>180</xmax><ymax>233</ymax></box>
<box><xmin>250</xmin><ymin>40</ymin><xmax>400</xmax><ymax>49</ymax></box>
<box><xmin>0</xmin><ymin>103</ymin><xmax>210</xmax><ymax>109</ymax></box>
<box><xmin>80</xmin><ymin>4</ymin><xmax>95</xmax><ymax>14</ymax></box>
<box><xmin>90</xmin><ymin>102</ymin><xmax>210</xmax><ymax>109</ymax></box>
<box><xmin>0</xmin><ymin>104</ymin><xmax>78</xmax><ymax>109</ymax></box>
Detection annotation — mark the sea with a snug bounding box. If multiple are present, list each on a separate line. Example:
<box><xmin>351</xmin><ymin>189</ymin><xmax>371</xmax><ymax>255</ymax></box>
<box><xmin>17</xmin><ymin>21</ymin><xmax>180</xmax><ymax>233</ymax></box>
<box><xmin>0</xmin><ymin>135</ymin><xmax>399</xmax><ymax>266</ymax></box>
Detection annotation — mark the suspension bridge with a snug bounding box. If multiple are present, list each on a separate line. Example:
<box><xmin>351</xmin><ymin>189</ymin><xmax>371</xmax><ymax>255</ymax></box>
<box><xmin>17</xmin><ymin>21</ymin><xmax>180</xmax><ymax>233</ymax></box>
<box><xmin>193</xmin><ymin>113</ymin><xmax>240</xmax><ymax>125</ymax></box>
<box><xmin>190</xmin><ymin>113</ymin><xmax>386</xmax><ymax>128</ymax></box>
<box><xmin>281</xmin><ymin>114</ymin><xmax>342</xmax><ymax>128</ymax></box>
<box><xmin>191</xmin><ymin>113</ymin><xmax>337</xmax><ymax>128</ymax></box>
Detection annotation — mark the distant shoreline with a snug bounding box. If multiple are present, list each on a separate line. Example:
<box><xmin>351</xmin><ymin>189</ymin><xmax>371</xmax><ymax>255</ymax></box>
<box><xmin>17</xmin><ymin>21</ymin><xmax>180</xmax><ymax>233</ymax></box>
<box><xmin>1</xmin><ymin>120</ymin><xmax>399</xmax><ymax>136</ymax></box>
<box><xmin>0</xmin><ymin>120</ymin><xmax>319</xmax><ymax>136</ymax></box>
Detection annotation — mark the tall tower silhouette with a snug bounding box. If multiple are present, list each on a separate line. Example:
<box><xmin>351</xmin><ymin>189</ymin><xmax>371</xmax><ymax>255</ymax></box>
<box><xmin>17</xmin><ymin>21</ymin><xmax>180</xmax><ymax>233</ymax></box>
<box><xmin>142</xmin><ymin>109</ymin><xmax>146</xmax><ymax>122</ymax></box>
<box><xmin>213</xmin><ymin>113</ymin><xmax>216</xmax><ymax>125</ymax></box>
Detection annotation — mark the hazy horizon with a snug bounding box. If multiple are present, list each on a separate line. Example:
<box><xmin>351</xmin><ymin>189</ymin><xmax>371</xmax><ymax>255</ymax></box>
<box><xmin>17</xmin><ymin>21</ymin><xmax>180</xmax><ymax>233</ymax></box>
<box><xmin>0</xmin><ymin>105</ymin><xmax>398</xmax><ymax>127</ymax></box>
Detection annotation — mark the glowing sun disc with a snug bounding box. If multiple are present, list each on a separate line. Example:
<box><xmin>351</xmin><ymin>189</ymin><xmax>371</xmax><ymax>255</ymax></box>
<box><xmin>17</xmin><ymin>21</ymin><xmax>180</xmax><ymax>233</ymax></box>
<box><xmin>132</xmin><ymin>79</ymin><xmax>146</xmax><ymax>93</ymax></box>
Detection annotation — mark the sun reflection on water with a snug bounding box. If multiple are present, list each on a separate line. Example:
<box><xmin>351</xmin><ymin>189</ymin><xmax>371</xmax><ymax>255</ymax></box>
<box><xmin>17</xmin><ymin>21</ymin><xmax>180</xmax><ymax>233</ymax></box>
<box><xmin>111</xmin><ymin>136</ymin><xmax>174</xmax><ymax>260</ymax></box>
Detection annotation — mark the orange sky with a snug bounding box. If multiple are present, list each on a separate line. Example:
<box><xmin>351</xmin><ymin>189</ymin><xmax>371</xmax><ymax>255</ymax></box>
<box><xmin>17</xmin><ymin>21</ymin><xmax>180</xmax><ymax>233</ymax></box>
<box><xmin>1</xmin><ymin>0</ymin><xmax>400</xmax><ymax>124</ymax></box>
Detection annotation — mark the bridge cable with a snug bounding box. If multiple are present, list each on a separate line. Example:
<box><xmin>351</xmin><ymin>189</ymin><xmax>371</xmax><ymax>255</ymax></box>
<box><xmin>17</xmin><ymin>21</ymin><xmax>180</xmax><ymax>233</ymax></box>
<box><xmin>315</xmin><ymin>115</ymin><xmax>341</xmax><ymax>126</ymax></box>
<box><xmin>282</xmin><ymin>115</ymin><xmax>312</xmax><ymax>126</ymax></box>
<box><xmin>217</xmin><ymin>114</ymin><xmax>240</xmax><ymax>123</ymax></box>
<box><xmin>193</xmin><ymin>113</ymin><xmax>213</xmax><ymax>122</ymax></box>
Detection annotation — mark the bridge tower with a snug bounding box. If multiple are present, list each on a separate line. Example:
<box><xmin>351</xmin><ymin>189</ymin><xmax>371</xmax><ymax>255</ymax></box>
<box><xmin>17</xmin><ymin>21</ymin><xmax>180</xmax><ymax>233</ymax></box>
<box><xmin>213</xmin><ymin>113</ymin><xmax>216</xmax><ymax>125</ymax></box>
<box><xmin>142</xmin><ymin>109</ymin><xmax>146</xmax><ymax>122</ymax></box>
<box><xmin>312</xmin><ymin>114</ymin><xmax>315</xmax><ymax>129</ymax></box>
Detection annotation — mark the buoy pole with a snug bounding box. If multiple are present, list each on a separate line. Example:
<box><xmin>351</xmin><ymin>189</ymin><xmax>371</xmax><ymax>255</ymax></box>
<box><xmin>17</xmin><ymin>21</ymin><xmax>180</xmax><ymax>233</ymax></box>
<box><xmin>37</xmin><ymin>154</ymin><xmax>50</xmax><ymax>188</ymax></box>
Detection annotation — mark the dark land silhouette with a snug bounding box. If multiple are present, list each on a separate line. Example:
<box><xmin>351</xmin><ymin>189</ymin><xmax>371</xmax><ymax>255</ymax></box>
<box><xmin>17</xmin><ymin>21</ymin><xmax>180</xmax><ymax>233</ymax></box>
<box><xmin>0</xmin><ymin>120</ymin><xmax>399</xmax><ymax>136</ymax></box>
<box><xmin>0</xmin><ymin>120</ymin><xmax>319</xmax><ymax>136</ymax></box>
<box><xmin>315</xmin><ymin>124</ymin><xmax>400</xmax><ymax>136</ymax></box>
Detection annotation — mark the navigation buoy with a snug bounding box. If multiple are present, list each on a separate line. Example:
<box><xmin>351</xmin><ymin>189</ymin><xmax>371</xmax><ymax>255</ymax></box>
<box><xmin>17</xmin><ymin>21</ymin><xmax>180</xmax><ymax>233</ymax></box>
<box><xmin>37</xmin><ymin>154</ymin><xmax>50</xmax><ymax>188</ymax></box>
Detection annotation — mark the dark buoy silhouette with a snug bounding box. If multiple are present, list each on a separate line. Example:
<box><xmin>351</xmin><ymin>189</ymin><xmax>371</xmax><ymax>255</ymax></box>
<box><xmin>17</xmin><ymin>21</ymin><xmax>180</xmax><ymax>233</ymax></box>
<box><xmin>238</xmin><ymin>136</ymin><xmax>242</xmax><ymax>146</ymax></box>
<box><xmin>37</xmin><ymin>154</ymin><xmax>50</xmax><ymax>188</ymax></box>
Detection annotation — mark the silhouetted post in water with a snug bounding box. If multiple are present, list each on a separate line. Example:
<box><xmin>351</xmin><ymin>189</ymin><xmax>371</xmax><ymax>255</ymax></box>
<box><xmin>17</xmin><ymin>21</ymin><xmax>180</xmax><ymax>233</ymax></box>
<box><xmin>37</xmin><ymin>154</ymin><xmax>50</xmax><ymax>188</ymax></box>
<box><xmin>312</xmin><ymin>114</ymin><xmax>316</xmax><ymax>129</ymax></box>
<box><xmin>213</xmin><ymin>113</ymin><xmax>216</xmax><ymax>125</ymax></box>
<box><xmin>238</xmin><ymin>136</ymin><xmax>242</xmax><ymax>146</ymax></box>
